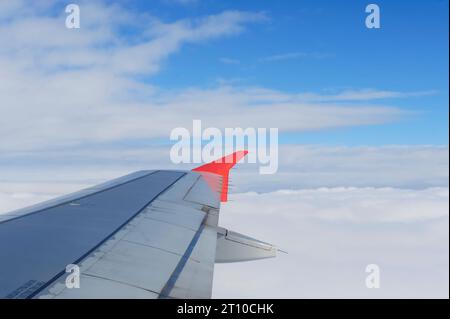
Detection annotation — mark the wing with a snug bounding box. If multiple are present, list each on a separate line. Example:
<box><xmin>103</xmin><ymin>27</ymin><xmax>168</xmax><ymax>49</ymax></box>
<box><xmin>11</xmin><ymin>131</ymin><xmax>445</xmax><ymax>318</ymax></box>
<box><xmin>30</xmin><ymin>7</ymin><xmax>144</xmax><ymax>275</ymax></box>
<box><xmin>0</xmin><ymin>152</ymin><xmax>277</xmax><ymax>299</ymax></box>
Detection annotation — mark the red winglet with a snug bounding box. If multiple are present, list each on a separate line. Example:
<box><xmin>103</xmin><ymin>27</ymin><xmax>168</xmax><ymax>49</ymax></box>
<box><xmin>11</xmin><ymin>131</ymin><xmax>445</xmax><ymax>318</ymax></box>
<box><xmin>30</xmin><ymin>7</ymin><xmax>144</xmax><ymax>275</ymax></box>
<box><xmin>192</xmin><ymin>150</ymin><xmax>248</xmax><ymax>202</ymax></box>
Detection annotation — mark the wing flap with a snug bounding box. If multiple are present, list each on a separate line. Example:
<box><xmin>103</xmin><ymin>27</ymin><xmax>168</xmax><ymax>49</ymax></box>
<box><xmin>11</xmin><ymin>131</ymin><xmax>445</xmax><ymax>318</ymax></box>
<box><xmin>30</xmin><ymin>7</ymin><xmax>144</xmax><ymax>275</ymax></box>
<box><xmin>215</xmin><ymin>228</ymin><xmax>277</xmax><ymax>263</ymax></box>
<box><xmin>161</xmin><ymin>225</ymin><xmax>217</xmax><ymax>299</ymax></box>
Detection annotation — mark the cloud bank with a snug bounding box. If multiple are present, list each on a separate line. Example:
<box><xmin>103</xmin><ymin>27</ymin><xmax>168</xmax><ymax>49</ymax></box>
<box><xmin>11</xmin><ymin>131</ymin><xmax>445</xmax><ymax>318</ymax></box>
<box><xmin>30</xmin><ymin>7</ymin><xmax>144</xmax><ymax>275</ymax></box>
<box><xmin>214</xmin><ymin>187</ymin><xmax>449</xmax><ymax>298</ymax></box>
<box><xmin>0</xmin><ymin>145</ymin><xmax>447</xmax><ymax>190</ymax></box>
<box><xmin>0</xmin><ymin>145</ymin><xmax>448</xmax><ymax>298</ymax></box>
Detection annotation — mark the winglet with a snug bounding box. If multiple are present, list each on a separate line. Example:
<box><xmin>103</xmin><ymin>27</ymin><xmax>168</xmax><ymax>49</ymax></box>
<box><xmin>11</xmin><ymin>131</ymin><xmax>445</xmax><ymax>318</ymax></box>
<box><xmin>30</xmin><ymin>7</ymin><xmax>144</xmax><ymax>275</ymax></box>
<box><xmin>192</xmin><ymin>150</ymin><xmax>248</xmax><ymax>202</ymax></box>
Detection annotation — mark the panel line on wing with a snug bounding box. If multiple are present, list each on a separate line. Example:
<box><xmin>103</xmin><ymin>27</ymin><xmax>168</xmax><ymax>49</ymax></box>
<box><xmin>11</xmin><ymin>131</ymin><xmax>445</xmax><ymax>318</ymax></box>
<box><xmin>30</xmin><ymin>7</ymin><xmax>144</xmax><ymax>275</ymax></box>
<box><xmin>141</xmin><ymin>215</ymin><xmax>200</xmax><ymax>232</ymax></box>
<box><xmin>120</xmin><ymin>239</ymin><xmax>202</xmax><ymax>263</ymax></box>
<box><xmin>81</xmin><ymin>273</ymin><xmax>161</xmax><ymax>295</ymax></box>
<box><xmin>0</xmin><ymin>170</ymin><xmax>158</xmax><ymax>225</ymax></box>
<box><xmin>158</xmin><ymin>219</ymin><xmax>207</xmax><ymax>298</ymax></box>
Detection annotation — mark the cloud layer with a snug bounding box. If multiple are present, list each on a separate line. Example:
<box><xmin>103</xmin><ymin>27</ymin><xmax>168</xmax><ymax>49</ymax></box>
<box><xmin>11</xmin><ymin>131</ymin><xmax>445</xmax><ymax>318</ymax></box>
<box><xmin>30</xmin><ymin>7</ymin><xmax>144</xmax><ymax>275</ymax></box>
<box><xmin>1</xmin><ymin>145</ymin><xmax>447</xmax><ymax>190</ymax></box>
<box><xmin>1</xmin><ymin>182</ymin><xmax>447</xmax><ymax>298</ymax></box>
<box><xmin>0</xmin><ymin>145</ymin><xmax>447</xmax><ymax>298</ymax></box>
<box><xmin>0</xmin><ymin>1</ymin><xmax>415</xmax><ymax>152</ymax></box>
<box><xmin>214</xmin><ymin>187</ymin><xmax>449</xmax><ymax>298</ymax></box>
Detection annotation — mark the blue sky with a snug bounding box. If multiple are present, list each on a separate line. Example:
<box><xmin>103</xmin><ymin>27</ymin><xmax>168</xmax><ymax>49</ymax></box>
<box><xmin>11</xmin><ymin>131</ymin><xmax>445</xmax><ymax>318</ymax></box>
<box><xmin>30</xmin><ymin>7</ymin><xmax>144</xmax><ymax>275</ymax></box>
<box><xmin>118</xmin><ymin>0</ymin><xmax>449</xmax><ymax>146</ymax></box>
<box><xmin>0</xmin><ymin>0</ymin><xmax>448</xmax><ymax>154</ymax></box>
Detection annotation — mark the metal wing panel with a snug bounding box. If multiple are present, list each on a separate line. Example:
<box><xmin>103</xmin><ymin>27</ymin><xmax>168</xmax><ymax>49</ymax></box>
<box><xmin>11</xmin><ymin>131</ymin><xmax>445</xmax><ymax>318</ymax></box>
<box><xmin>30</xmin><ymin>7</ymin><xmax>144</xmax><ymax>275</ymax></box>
<box><xmin>0</xmin><ymin>170</ymin><xmax>186</xmax><ymax>298</ymax></box>
<box><xmin>184</xmin><ymin>173</ymin><xmax>221</xmax><ymax>209</ymax></box>
<box><xmin>32</xmin><ymin>171</ymin><xmax>219</xmax><ymax>299</ymax></box>
<box><xmin>0</xmin><ymin>170</ymin><xmax>155</xmax><ymax>222</ymax></box>
<box><xmin>123</xmin><ymin>218</ymin><xmax>197</xmax><ymax>256</ymax></box>
<box><xmin>45</xmin><ymin>275</ymin><xmax>159</xmax><ymax>299</ymax></box>
<box><xmin>83</xmin><ymin>240</ymin><xmax>182</xmax><ymax>293</ymax></box>
<box><xmin>162</xmin><ymin>225</ymin><xmax>218</xmax><ymax>299</ymax></box>
<box><xmin>145</xmin><ymin>200</ymin><xmax>205</xmax><ymax>231</ymax></box>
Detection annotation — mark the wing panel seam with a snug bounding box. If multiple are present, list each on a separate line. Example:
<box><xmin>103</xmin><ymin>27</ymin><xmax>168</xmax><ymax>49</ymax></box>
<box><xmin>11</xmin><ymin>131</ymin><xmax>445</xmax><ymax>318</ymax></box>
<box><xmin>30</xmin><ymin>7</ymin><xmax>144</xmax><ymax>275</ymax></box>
<box><xmin>0</xmin><ymin>171</ymin><xmax>158</xmax><ymax>225</ymax></box>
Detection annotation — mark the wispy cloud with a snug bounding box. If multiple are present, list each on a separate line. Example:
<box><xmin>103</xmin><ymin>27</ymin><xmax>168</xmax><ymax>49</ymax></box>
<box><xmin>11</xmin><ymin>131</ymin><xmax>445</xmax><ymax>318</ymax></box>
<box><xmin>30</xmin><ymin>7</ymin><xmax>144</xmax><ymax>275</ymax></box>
<box><xmin>0</xmin><ymin>83</ymin><xmax>405</xmax><ymax>152</ymax></box>
<box><xmin>296</xmin><ymin>89</ymin><xmax>438</xmax><ymax>102</ymax></box>
<box><xmin>0</xmin><ymin>2</ymin><xmax>267</xmax><ymax>75</ymax></box>
<box><xmin>219</xmin><ymin>57</ymin><xmax>240</xmax><ymax>64</ymax></box>
<box><xmin>161</xmin><ymin>0</ymin><xmax>198</xmax><ymax>5</ymax></box>
<box><xmin>258</xmin><ymin>51</ymin><xmax>333</xmax><ymax>62</ymax></box>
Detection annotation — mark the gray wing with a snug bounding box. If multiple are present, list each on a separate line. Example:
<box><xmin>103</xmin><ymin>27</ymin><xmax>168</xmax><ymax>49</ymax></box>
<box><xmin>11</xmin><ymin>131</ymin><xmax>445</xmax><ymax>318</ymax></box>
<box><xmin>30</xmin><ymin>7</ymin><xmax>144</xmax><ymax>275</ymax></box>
<box><xmin>0</xmin><ymin>169</ymin><xmax>277</xmax><ymax>299</ymax></box>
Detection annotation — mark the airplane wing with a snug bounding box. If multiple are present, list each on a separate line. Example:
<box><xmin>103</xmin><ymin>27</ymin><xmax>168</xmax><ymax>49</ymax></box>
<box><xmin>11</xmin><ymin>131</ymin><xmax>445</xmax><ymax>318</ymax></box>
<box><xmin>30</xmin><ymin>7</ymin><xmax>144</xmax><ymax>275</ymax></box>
<box><xmin>0</xmin><ymin>151</ymin><xmax>277</xmax><ymax>299</ymax></box>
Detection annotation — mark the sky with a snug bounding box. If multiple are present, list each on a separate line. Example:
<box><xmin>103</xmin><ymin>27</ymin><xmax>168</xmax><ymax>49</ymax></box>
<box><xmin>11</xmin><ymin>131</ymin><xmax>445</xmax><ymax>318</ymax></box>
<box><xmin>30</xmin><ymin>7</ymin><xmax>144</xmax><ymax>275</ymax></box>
<box><xmin>114</xmin><ymin>0</ymin><xmax>450</xmax><ymax>145</ymax></box>
<box><xmin>0</xmin><ymin>0</ymin><xmax>448</xmax><ymax>298</ymax></box>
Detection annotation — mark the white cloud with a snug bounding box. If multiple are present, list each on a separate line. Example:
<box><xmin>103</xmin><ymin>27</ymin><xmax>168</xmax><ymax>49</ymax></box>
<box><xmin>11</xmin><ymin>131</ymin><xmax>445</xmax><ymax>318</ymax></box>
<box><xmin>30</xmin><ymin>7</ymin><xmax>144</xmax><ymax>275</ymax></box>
<box><xmin>109</xmin><ymin>10</ymin><xmax>267</xmax><ymax>75</ymax></box>
<box><xmin>258</xmin><ymin>51</ymin><xmax>332</xmax><ymax>62</ymax></box>
<box><xmin>0</xmin><ymin>181</ymin><xmax>86</xmax><ymax>214</ymax></box>
<box><xmin>0</xmin><ymin>145</ymin><xmax>448</xmax><ymax>298</ymax></box>
<box><xmin>0</xmin><ymin>1</ymin><xmax>415</xmax><ymax>153</ymax></box>
<box><xmin>219</xmin><ymin>57</ymin><xmax>240</xmax><ymax>64</ymax></box>
<box><xmin>161</xmin><ymin>0</ymin><xmax>199</xmax><ymax>5</ymax></box>
<box><xmin>228</xmin><ymin>187</ymin><xmax>449</xmax><ymax>224</ymax></box>
<box><xmin>232</xmin><ymin>145</ymin><xmax>449</xmax><ymax>192</ymax></box>
<box><xmin>0</xmin><ymin>2</ymin><xmax>266</xmax><ymax>75</ymax></box>
<box><xmin>0</xmin><ymin>78</ymin><xmax>404</xmax><ymax>152</ymax></box>
<box><xmin>295</xmin><ymin>89</ymin><xmax>438</xmax><ymax>102</ymax></box>
<box><xmin>0</xmin><ymin>182</ymin><xmax>447</xmax><ymax>298</ymax></box>
<box><xmin>214</xmin><ymin>187</ymin><xmax>449</xmax><ymax>298</ymax></box>
<box><xmin>0</xmin><ymin>145</ymin><xmax>447</xmax><ymax>195</ymax></box>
